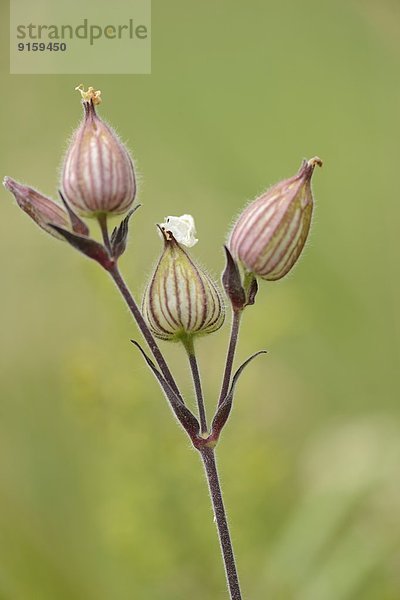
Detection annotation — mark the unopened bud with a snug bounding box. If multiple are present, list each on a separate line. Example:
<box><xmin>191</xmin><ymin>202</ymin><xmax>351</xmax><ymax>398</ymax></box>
<box><xmin>143</xmin><ymin>217</ymin><xmax>225</xmax><ymax>341</ymax></box>
<box><xmin>3</xmin><ymin>177</ymin><xmax>70</xmax><ymax>240</ymax></box>
<box><xmin>62</xmin><ymin>85</ymin><xmax>136</xmax><ymax>217</ymax></box>
<box><xmin>229</xmin><ymin>157</ymin><xmax>322</xmax><ymax>280</ymax></box>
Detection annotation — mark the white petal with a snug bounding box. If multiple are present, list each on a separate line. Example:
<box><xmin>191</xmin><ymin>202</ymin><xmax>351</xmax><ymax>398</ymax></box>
<box><xmin>159</xmin><ymin>214</ymin><xmax>198</xmax><ymax>247</ymax></box>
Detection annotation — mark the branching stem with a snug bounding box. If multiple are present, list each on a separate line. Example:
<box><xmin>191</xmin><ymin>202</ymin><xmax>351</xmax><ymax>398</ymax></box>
<box><xmin>218</xmin><ymin>310</ymin><xmax>242</xmax><ymax>406</ymax></box>
<box><xmin>107</xmin><ymin>264</ymin><xmax>183</xmax><ymax>402</ymax></box>
<box><xmin>99</xmin><ymin>216</ymin><xmax>242</xmax><ymax>599</ymax></box>
<box><xmin>98</xmin><ymin>215</ymin><xmax>182</xmax><ymax>400</ymax></box>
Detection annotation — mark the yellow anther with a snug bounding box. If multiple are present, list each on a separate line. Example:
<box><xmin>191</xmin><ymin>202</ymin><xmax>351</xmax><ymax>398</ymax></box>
<box><xmin>75</xmin><ymin>84</ymin><xmax>102</xmax><ymax>105</ymax></box>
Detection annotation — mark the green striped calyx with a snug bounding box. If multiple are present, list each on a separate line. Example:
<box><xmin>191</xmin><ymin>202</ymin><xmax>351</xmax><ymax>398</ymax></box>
<box><xmin>228</xmin><ymin>157</ymin><xmax>322</xmax><ymax>281</ymax></box>
<box><xmin>142</xmin><ymin>229</ymin><xmax>225</xmax><ymax>342</ymax></box>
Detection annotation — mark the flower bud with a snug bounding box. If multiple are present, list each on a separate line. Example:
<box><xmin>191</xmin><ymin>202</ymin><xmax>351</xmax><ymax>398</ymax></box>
<box><xmin>229</xmin><ymin>157</ymin><xmax>322</xmax><ymax>281</ymax></box>
<box><xmin>62</xmin><ymin>85</ymin><xmax>136</xmax><ymax>217</ymax></box>
<box><xmin>142</xmin><ymin>217</ymin><xmax>225</xmax><ymax>342</ymax></box>
<box><xmin>3</xmin><ymin>177</ymin><xmax>70</xmax><ymax>240</ymax></box>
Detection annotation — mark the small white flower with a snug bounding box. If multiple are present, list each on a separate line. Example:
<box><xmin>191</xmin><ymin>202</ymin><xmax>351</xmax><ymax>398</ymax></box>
<box><xmin>159</xmin><ymin>214</ymin><xmax>198</xmax><ymax>248</ymax></box>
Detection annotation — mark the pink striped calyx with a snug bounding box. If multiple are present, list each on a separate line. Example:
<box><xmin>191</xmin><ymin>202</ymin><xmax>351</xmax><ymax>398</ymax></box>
<box><xmin>62</xmin><ymin>86</ymin><xmax>136</xmax><ymax>218</ymax></box>
<box><xmin>142</xmin><ymin>227</ymin><xmax>225</xmax><ymax>342</ymax></box>
<box><xmin>3</xmin><ymin>177</ymin><xmax>70</xmax><ymax>240</ymax></box>
<box><xmin>228</xmin><ymin>157</ymin><xmax>322</xmax><ymax>281</ymax></box>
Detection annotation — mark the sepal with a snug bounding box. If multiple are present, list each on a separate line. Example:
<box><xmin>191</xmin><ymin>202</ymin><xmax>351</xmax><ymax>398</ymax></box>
<box><xmin>59</xmin><ymin>190</ymin><xmax>90</xmax><ymax>236</ymax></box>
<box><xmin>110</xmin><ymin>205</ymin><xmax>141</xmax><ymax>260</ymax></box>
<box><xmin>222</xmin><ymin>246</ymin><xmax>246</xmax><ymax>311</ymax></box>
<box><xmin>245</xmin><ymin>274</ymin><xmax>258</xmax><ymax>307</ymax></box>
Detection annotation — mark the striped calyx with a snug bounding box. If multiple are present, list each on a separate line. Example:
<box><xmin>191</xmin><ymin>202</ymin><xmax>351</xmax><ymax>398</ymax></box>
<box><xmin>142</xmin><ymin>229</ymin><xmax>225</xmax><ymax>342</ymax></box>
<box><xmin>228</xmin><ymin>157</ymin><xmax>322</xmax><ymax>281</ymax></box>
<box><xmin>62</xmin><ymin>86</ymin><xmax>136</xmax><ymax>217</ymax></box>
<box><xmin>3</xmin><ymin>177</ymin><xmax>70</xmax><ymax>240</ymax></box>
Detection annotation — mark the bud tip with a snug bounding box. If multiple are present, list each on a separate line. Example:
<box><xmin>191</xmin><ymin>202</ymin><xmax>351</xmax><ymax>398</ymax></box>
<box><xmin>75</xmin><ymin>84</ymin><xmax>102</xmax><ymax>105</ymax></box>
<box><xmin>307</xmin><ymin>156</ymin><xmax>323</xmax><ymax>169</ymax></box>
<box><xmin>3</xmin><ymin>176</ymin><xmax>21</xmax><ymax>195</ymax></box>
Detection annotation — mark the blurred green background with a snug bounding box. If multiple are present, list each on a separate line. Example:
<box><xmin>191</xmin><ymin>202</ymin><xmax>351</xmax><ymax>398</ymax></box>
<box><xmin>1</xmin><ymin>0</ymin><xmax>400</xmax><ymax>598</ymax></box>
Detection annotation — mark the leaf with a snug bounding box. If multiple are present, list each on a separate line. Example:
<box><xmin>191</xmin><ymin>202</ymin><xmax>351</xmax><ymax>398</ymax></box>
<box><xmin>130</xmin><ymin>340</ymin><xmax>200</xmax><ymax>439</ymax></box>
<box><xmin>111</xmin><ymin>205</ymin><xmax>141</xmax><ymax>259</ymax></box>
<box><xmin>49</xmin><ymin>225</ymin><xmax>113</xmax><ymax>269</ymax></box>
<box><xmin>58</xmin><ymin>190</ymin><xmax>90</xmax><ymax>237</ymax></box>
<box><xmin>222</xmin><ymin>246</ymin><xmax>246</xmax><ymax>310</ymax></box>
<box><xmin>211</xmin><ymin>350</ymin><xmax>267</xmax><ymax>437</ymax></box>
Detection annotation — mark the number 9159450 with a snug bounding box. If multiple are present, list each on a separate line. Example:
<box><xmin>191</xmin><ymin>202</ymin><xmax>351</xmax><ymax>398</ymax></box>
<box><xmin>17</xmin><ymin>42</ymin><xmax>67</xmax><ymax>51</ymax></box>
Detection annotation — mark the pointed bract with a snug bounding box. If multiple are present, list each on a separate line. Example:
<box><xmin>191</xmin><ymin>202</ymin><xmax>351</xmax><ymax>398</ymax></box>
<box><xmin>49</xmin><ymin>224</ymin><xmax>113</xmax><ymax>269</ymax></box>
<box><xmin>59</xmin><ymin>190</ymin><xmax>90</xmax><ymax>236</ymax></box>
<box><xmin>222</xmin><ymin>246</ymin><xmax>246</xmax><ymax>311</ymax></box>
<box><xmin>210</xmin><ymin>350</ymin><xmax>267</xmax><ymax>442</ymax></box>
<box><xmin>110</xmin><ymin>205</ymin><xmax>140</xmax><ymax>260</ymax></box>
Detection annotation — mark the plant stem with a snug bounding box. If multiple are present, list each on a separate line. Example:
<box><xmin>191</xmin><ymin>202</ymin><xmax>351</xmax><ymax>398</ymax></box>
<box><xmin>101</xmin><ymin>216</ymin><xmax>241</xmax><ymax>598</ymax></box>
<box><xmin>108</xmin><ymin>263</ymin><xmax>183</xmax><ymax>402</ymax></box>
<box><xmin>201</xmin><ymin>446</ymin><xmax>242</xmax><ymax>600</ymax></box>
<box><xmin>98</xmin><ymin>213</ymin><xmax>112</xmax><ymax>256</ymax></box>
<box><xmin>218</xmin><ymin>310</ymin><xmax>242</xmax><ymax>406</ymax></box>
<box><xmin>183</xmin><ymin>337</ymin><xmax>208</xmax><ymax>435</ymax></box>
<box><xmin>98</xmin><ymin>214</ymin><xmax>182</xmax><ymax>402</ymax></box>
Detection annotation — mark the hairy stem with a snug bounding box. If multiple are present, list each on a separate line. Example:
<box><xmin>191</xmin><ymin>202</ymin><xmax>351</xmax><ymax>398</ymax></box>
<box><xmin>108</xmin><ymin>264</ymin><xmax>183</xmax><ymax>402</ymax></box>
<box><xmin>218</xmin><ymin>310</ymin><xmax>242</xmax><ymax>406</ymax></box>
<box><xmin>98</xmin><ymin>215</ymin><xmax>182</xmax><ymax>401</ymax></box>
<box><xmin>184</xmin><ymin>337</ymin><xmax>208</xmax><ymax>434</ymax></box>
<box><xmin>98</xmin><ymin>213</ymin><xmax>112</xmax><ymax>256</ymax></box>
<box><xmin>201</xmin><ymin>446</ymin><xmax>242</xmax><ymax>600</ymax></box>
<box><xmin>101</xmin><ymin>217</ymin><xmax>241</xmax><ymax>598</ymax></box>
